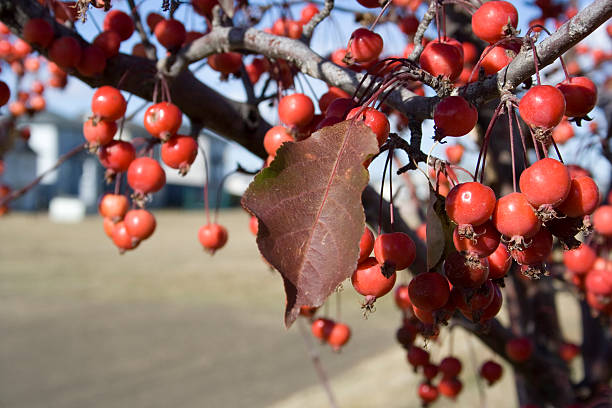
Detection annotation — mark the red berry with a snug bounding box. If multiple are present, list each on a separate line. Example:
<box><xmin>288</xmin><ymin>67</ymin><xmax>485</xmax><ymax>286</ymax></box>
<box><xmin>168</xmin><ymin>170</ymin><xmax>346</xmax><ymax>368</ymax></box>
<box><xmin>263</xmin><ymin>126</ymin><xmax>293</xmax><ymax>157</ymax></box>
<box><xmin>408</xmin><ymin>272</ymin><xmax>450</xmax><ymax>311</ymax></box>
<box><xmin>511</xmin><ymin>228</ymin><xmax>553</xmax><ymax>265</ymax></box>
<box><xmin>519</xmin><ymin>85</ymin><xmax>566</xmax><ymax>129</ymax></box>
<box><xmin>124</xmin><ymin>209</ymin><xmax>156</xmax><ymax>241</ymax></box>
<box><xmin>144</xmin><ymin>102</ymin><xmax>183</xmax><ymax>140</ymax></box>
<box><xmin>346</xmin><ymin>107</ymin><xmax>390</xmax><ymax>147</ymax></box>
<box><xmin>552</xmin><ymin>119</ymin><xmax>575</xmax><ymax>145</ymax></box>
<box><xmin>76</xmin><ymin>45</ymin><xmax>107</xmax><ymax>77</ymax></box>
<box><xmin>444</xmin><ymin>251</ymin><xmax>489</xmax><ymax>289</ymax></box>
<box><xmin>373</xmin><ymin>232</ymin><xmax>416</xmax><ymax>271</ymax></box>
<box><xmin>519</xmin><ymin>158</ymin><xmax>571</xmax><ymax>208</ymax></box>
<box><xmin>445</xmin><ymin>144</ymin><xmax>464</xmax><ymax>164</ymax></box>
<box><xmin>434</xmin><ymin>96</ymin><xmax>478</xmax><ymax>137</ymax></box>
<box><xmin>593</xmin><ymin>205</ymin><xmax>612</xmax><ymax>236</ymax></box>
<box><xmin>439</xmin><ymin>356</ymin><xmax>462</xmax><ymax>378</ymax></box>
<box><xmin>0</xmin><ymin>81</ymin><xmax>9</xmax><ymax>107</ymax></box>
<box><xmin>471</xmin><ymin>1</ymin><xmax>518</xmax><ymax>43</ymax></box>
<box><xmin>438</xmin><ymin>377</ymin><xmax>463</xmax><ymax>399</ymax></box>
<box><xmin>278</xmin><ymin>93</ymin><xmax>315</xmax><ymax>127</ymax></box>
<box><xmin>399</xmin><ymin>14</ymin><xmax>419</xmax><ymax>36</ymax></box>
<box><xmin>418</xmin><ymin>382</ymin><xmax>439</xmax><ymax>403</ymax></box>
<box><xmin>49</xmin><ymin>36</ymin><xmax>82</xmax><ymax>68</ymax></box>
<box><xmin>492</xmin><ymin>192</ymin><xmax>541</xmax><ymax>239</ymax></box>
<box><xmin>445</xmin><ymin>182</ymin><xmax>496</xmax><ymax>227</ymax></box>
<box><xmin>83</xmin><ymin>118</ymin><xmax>117</xmax><ymax>146</ymax></box>
<box><xmin>208</xmin><ymin>52</ymin><xmax>242</xmax><ymax>75</ymax></box>
<box><xmin>453</xmin><ymin>220</ymin><xmax>501</xmax><ymax>258</ymax></box>
<box><xmin>98</xmin><ymin>140</ymin><xmax>136</xmax><ymax>172</ymax></box>
<box><xmin>319</xmin><ymin>87</ymin><xmax>350</xmax><ymax>114</ymax></box>
<box><xmin>487</xmin><ymin>243</ymin><xmax>512</xmax><ymax>279</ymax></box>
<box><xmin>161</xmin><ymin>135</ymin><xmax>198</xmax><ymax>174</ymax></box>
<box><xmin>481</xmin><ymin>41</ymin><xmax>520</xmax><ymax>75</ymax></box>
<box><xmin>413</xmin><ymin>305</ymin><xmax>435</xmax><ymax>324</ymax></box>
<box><xmin>92</xmin><ymin>86</ymin><xmax>127</xmax><ymax>121</ymax></box>
<box><xmin>556</xmin><ymin>176</ymin><xmax>599</xmax><ymax>217</ymax></box>
<box><xmin>103</xmin><ymin>10</ymin><xmax>134</xmax><ymax>41</ymax></box>
<box><xmin>351</xmin><ymin>257</ymin><xmax>397</xmax><ymax>298</ymax></box>
<box><xmin>585</xmin><ymin>269</ymin><xmax>612</xmax><ymax>297</ymax></box>
<box><xmin>272</xmin><ymin>18</ymin><xmax>303</xmax><ymax>39</ymax></box>
<box><xmin>349</xmin><ymin>28</ymin><xmax>383</xmax><ymax>63</ymax></box>
<box><xmin>192</xmin><ymin>0</ymin><xmax>218</xmax><ymax>17</ymax></box>
<box><xmin>198</xmin><ymin>223</ymin><xmax>229</xmax><ymax>254</ymax></box>
<box><xmin>154</xmin><ymin>19</ymin><xmax>187</xmax><ymax>49</ymax></box>
<box><xmin>394</xmin><ymin>284</ymin><xmax>412</xmax><ymax>310</ymax></box>
<box><xmin>127</xmin><ymin>157</ymin><xmax>166</xmax><ymax>194</ymax></box>
<box><xmin>559</xmin><ymin>342</ymin><xmax>580</xmax><ymax>362</ymax></box>
<box><xmin>311</xmin><ymin>317</ymin><xmax>335</xmax><ymax>340</ymax></box>
<box><xmin>112</xmin><ymin>221</ymin><xmax>138</xmax><ymax>251</ymax></box>
<box><xmin>23</xmin><ymin>18</ymin><xmax>54</xmax><ymax>49</ymax></box>
<box><xmin>563</xmin><ymin>244</ymin><xmax>596</xmax><ymax>275</ymax></box>
<box><xmin>146</xmin><ymin>12</ymin><xmax>164</xmax><ymax>31</ymax></box>
<box><xmin>249</xmin><ymin>216</ymin><xmax>258</xmax><ymax>236</ymax></box>
<box><xmin>99</xmin><ymin>193</ymin><xmax>129</xmax><ymax>220</ymax></box>
<box><xmin>556</xmin><ymin>76</ymin><xmax>597</xmax><ymax>118</ymax></box>
<box><xmin>480</xmin><ymin>360</ymin><xmax>503</xmax><ymax>385</ymax></box>
<box><xmin>506</xmin><ymin>337</ymin><xmax>533</xmax><ymax>363</ymax></box>
<box><xmin>423</xmin><ymin>363</ymin><xmax>439</xmax><ymax>380</ymax></box>
<box><xmin>327</xmin><ymin>322</ymin><xmax>351</xmax><ymax>351</ymax></box>
<box><xmin>300</xmin><ymin>3</ymin><xmax>319</xmax><ymax>23</ymax></box>
<box><xmin>93</xmin><ymin>30</ymin><xmax>122</xmax><ymax>58</ymax></box>
<box><xmin>407</xmin><ymin>345</ymin><xmax>430</xmax><ymax>367</ymax></box>
<box><xmin>419</xmin><ymin>39</ymin><xmax>463</xmax><ymax>81</ymax></box>
<box><xmin>358</xmin><ymin>226</ymin><xmax>375</xmax><ymax>263</ymax></box>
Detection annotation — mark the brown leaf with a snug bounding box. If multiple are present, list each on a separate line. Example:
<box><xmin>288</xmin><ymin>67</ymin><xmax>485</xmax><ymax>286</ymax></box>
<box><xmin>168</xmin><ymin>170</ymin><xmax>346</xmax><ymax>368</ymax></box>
<box><xmin>242</xmin><ymin>120</ymin><xmax>379</xmax><ymax>327</ymax></box>
<box><xmin>426</xmin><ymin>186</ymin><xmax>455</xmax><ymax>271</ymax></box>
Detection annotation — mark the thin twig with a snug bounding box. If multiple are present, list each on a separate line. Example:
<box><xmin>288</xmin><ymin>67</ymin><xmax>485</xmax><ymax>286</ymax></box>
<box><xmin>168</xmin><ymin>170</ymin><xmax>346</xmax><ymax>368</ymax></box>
<box><xmin>302</xmin><ymin>0</ymin><xmax>334</xmax><ymax>39</ymax></box>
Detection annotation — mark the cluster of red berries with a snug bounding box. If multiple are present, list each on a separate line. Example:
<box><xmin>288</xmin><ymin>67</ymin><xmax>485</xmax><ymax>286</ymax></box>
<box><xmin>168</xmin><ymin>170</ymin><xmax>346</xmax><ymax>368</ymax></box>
<box><xmin>306</xmin><ymin>307</ymin><xmax>352</xmax><ymax>352</ymax></box>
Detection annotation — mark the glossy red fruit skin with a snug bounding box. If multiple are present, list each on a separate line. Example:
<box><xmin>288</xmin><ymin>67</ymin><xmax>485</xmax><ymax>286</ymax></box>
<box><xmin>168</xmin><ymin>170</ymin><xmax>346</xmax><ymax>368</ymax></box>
<box><xmin>357</xmin><ymin>0</ymin><xmax>380</xmax><ymax>8</ymax></box>
<box><xmin>563</xmin><ymin>244</ymin><xmax>596</xmax><ymax>275</ymax></box>
<box><xmin>161</xmin><ymin>135</ymin><xmax>198</xmax><ymax>170</ymax></box>
<box><xmin>585</xmin><ymin>269</ymin><xmax>612</xmax><ymax>296</ymax></box>
<box><xmin>76</xmin><ymin>46</ymin><xmax>107</xmax><ymax>77</ymax></box>
<box><xmin>418</xmin><ymin>382</ymin><xmax>439</xmax><ymax>403</ymax></box>
<box><xmin>419</xmin><ymin>40</ymin><xmax>463</xmax><ymax>81</ymax></box>
<box><xmin>349</xmin><ymin>28</ymin><xmax>383</xmax><ymax>63</ymax></box>
<box><xmin>319</xmin><ymin>87</ymin><xmax>350</xmax><ymax>114</ymax></box>
<box><xmin>93</xmin><ymin>30</ymin><xmax>121</xmax><ymax>58</ymax></box>
<box><xmin>92</xmin><ymin>86</ymin><xmax>127</xmax><ymax>121</ymax></box>
<box><xmin>487</xmin><ymin>243</ymin><xmax>512</xmax><ymax>279</ymax></box>
<box><xmin>413</xmin><ymin>305</ymin><xmax>435</xmax><ymax>324</ymax></box>
<box><xmin>346</xmin><ymin>107</ymin><xmax>390</xmax><ymax>147</ymax></box>
<box><xmin>327</xmin><ymin>322</ymin><xmax>351</xmax><ymax>351</ymax></box>
<box><xmin>519</xmin><ymin>85</ymin><xmax>566</xmax><ymax>129</ymax></box>
<box><xmin>423</xmin><ymin>363</ymin><xmax>438</xmax><ymax>380</ymax></box>
<box><xmin>23</xmin><ymin>18</ymin><xmax>54</xmax><ymax>48</ymax></box>
<box><xmin>552</xmin><ymin>119</ymin><xmax>574</xmax><ymax>145</ymax></box>
<box><xmin>453</xmin><ymin>220</ymin><xmax>501</xmax><ymax>258</ymax></box>
<box><xmin>399</xmin><ymin>14</ymin><xmax>419</xmax><ymax>36</ymax></box>
<box><xmin>49</xmin><ymin>36</ymin><xmax>82</xmax><ymax>68</ymax></box>
<box><xmin>146</xmin><ymin>12</ymin><xmax>164</xmax><ymax>31</ymax></box>
<box><xmin>556</xmin><ymin>176</ymin><xmax>600</xmax><ymax>217</ymax></box>
<box><xmin>154</xmin><ymin>19</ymin><xmax>187</xmax><ymax>49</ymax></box>
<box><xmin>481</xmin><ymin>41</ymin><xmax>521</xmax><ymax>74</ymax></box>
<box><xmin>103</xmin><ymin>217</ymin><xmax>115</xmax><ymax>238</ymax></box>
<box><xmin>98</xmin><ymin>140</ymin><xmax>136</xmax><ymax>172</ymax></box>
<box><xmin>300</xmin><ymin>3</ymin><xmax>319</xmax><ymax>23</ymax></box>
<box><xmin>408</xmin><ymin>272</ymin><xmax>450</xmax><ymax>311</ymax></box>
<box><xmin>358</xmin><ymin>227</ymin><xmax>375</xmax><ymax>263</ymax></box>
<box><xmin>83</xmin><ymin>119</ymin><xmax>117</xmax><ymax>146</ymax></box>
<box><xmin>445</xmin><ymin>182</ymin><xmax>496</xmax><ymax>227</ymax></box>
<box><xmin>439</xmin><ymin>377</ymin><xmax>462</xmax><ymax>399</ymax></box>
<box><xmin>198</xmin><ymin>223</ymin><xmax>229</xmax><ymax>253</ymax></box>
<box><xmin>208</xmin><ymin>52</ymin><xmax>242</xmax><ymax>75</ymax></box>
<box><xmin>493</xmin><ymin>192</ymin><xmax>541</xmax><ymax>239</ymax></box>
<box><xmin>439</xmin><ymin>356</ymin><xmax>462</xmax><ymax>378</ymax></box>
<box><xmin>511</xmin><ymin>228</ymin><xmax>553</xmax><ymax>265</ymax></box>
<box><xmin>444</xmin><ymin>252</ymin><xmax>489</xmax><ymax>289</ymax></box>
<box><xmin>278</xmin><ymin>93</ymin><xmax>315</xmax><ymax>127</ymax></box>
<box><xmin>505</xmin><ymin>337</ymin><xmax>533</xmax><ymax>363</ymax></box>
<box><xmin>394</xmin><ymin>284</ymin><xmax>412</xmax><ymax>310</ymax></box>
<box><xmin>144</xmin><ymin>102</ymin><xmax>182</xmax><ymax>140</ymax></box>
<box><xmin>480</xmin><ymin>360</ymin><xmax>503</xmax><ymax>385</ymax></box>
<box><xmin>408</xmin><ymin>345</ymin><xmax>430</xmax><ymax>367</ymax></box>
<box><xmin>124</xmin><ymin>209</ymin><xmax>156</xmax><ymax>241</ymax></box>
<box><xmin>0</xmin><ymin>81</ymin><xmax>9</xmax><ymax>107</ymax></box>
<box><xmin>311</xmin><ymin>317</ymin><xmax>335</xmax><ymax>340</ymax></box>
<box><xmin>556</xmin><ymin>76</ymin><xmax>597</xmax><ymax>117</ymax></box>
<box><xmin>112</xmin><ymin>221</ymin><xmax>137</xmax><ymax>251</ymax></box>
<box><xmin>471</xmin><ymin>1</ymin><xmax>518</xmax><ymax>44</ymax></box>
<box><xmin>99</xmin><ymin>193</ymin><xmax>129</xmax><ymax>220</ymax></box>
<box><xmin>127</xmin><ymin>157</ymin><xmax>166</xmax><ymax>194</ymax></box>
<box><xmin>103</xmin><ymin>10</ymin><xmax>135</xmax><ymax>41</ymax></box>
<box><xmin>373</xmin><ymin>232</ymin><xmax>416</xmax><ymax>270</ymax></box>
<box><xmin>434</xmin><ymin>96</ymin><xmax>478</xmax><ymax>137</ymax></box>
<box><xmin>352</xmin><ymin>257</ymin><xmax>397</xmax><ymax>298</ymax></box>
<box><xmin>263</xmin><ymin>126</ymin><xmax>293</xmax><ymax>157</ymax></box>
<box><xmin>593</xmin><ymin>205</ymin><xmax>612</xmax><ymax>236</ymax></box>
<box><xmin>445</xmin><ymin>144</ymin><xmax>464</xmax><ymax>164</ymax></box>
<box><xmin>519</xmin><ymin>158</ymin><xmax>571</xmax><ymax>207</ymax></box>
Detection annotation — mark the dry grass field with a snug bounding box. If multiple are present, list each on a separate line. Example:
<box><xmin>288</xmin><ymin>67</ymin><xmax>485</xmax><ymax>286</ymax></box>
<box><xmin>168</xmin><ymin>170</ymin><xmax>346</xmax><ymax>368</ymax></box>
<box><xmin>0</xmin><ymin>210</ymin><xmax>582</xmax><ymax>408</ymax></box>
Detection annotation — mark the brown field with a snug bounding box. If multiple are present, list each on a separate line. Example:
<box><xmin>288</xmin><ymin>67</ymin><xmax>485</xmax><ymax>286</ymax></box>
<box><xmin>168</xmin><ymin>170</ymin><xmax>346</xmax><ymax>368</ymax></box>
<box><xmin>0</xmin><ymin>210</ymin><xmax>582</xmax><ymax>407</ymax></box>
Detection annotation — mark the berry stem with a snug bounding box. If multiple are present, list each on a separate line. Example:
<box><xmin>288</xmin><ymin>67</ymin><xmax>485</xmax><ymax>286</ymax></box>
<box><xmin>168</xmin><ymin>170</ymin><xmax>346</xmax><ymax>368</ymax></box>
<box><xmin>509</xmin><ymin>106</ymin><xmax>530</xmax><ymax>169</ymax></box>
<box><xmin>388</xmin><ymin>147</ymin><xmax>395</xmax><ymax>230</ymax></box>
<box><xmin>507</xmin><ymin>104</ymin><xmax>518</xmax><ymax>192</ymax></box>
<box><xmin>114</xmin><ymin>171</ymin><xmax>122</xmax><ymax>195</ymax></box>
<box><xmin>526</xmin><ymin>34</ymin><xmax>542</xmax><ymax>86</ymax></box>
<box><xmin>378</xmin><ymin>150</ymin><xmax>391</xmax><ymax>235</ymax></box>
<box><xmin>474</xmin><ymin>102</ymin><xmax>504</xmax><ymax>183</ymax></box>
<box><xmin>197</xmin><ymin>141</ymin><xmax>211</xmax><ymax>225</ymax></box>
<box><xmin>368</xmin><ymin>0</ymin><xmax>392</xmax><ymax>31</ymax></box>
<box><xmin>214</xmin><ymin>169</ymin><xmax>235</xmax><ymax>223</ymax></box>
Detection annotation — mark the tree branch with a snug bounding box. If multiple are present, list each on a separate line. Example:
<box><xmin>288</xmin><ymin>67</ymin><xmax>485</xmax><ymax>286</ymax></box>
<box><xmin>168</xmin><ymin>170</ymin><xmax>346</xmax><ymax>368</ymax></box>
<box><xmin>302</xmin><ymin>0</ymin><xmax>333</xmax><ymax>39</ymax></box>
